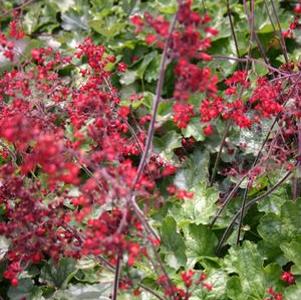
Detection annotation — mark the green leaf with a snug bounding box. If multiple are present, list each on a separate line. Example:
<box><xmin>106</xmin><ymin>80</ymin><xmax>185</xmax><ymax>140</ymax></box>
<box><xmin>224</xmin><ymin>241</ymin><xmax>267</xmax><ymax>299</ymax></box>
<box><xmin>51</xmin><ymin>283</ymin><xmax>112</xmax><ymax>300</ymax></box>
<box><xmin>257</xmin><ymin>213</ymin><xmax>287</xmax><ymax>246</ymax></box>
<box><xmin>89</xmin><ymin>17</ymin><xmax>125</xmax><ymax>37</ymax></box>
<box><xmin>226</xmin><ymin>276</ymin><xmax>245</xmax><ymax>300</ymax></box>
<box><xmin>160</xmin><ymin>216</ymin><xmax>187</xmax><ymax>268</ymax></box>
<box><xmin>153</xmin><ymin>130</ymin><xmax>182</xmax><ymax>162</ymax></box>
<box><xmin>40</xmin><ymin>258</ymin><xmax>77</xmax><ymax>288</ymax></box>
<box><xmin>185</xmin><ymin>223</ymin><xmax>218</xmax><ymax>262</ymax></box>
<box><xmin>257</xmin><ymin>187</ymin><xmax>287</xmax><ymax>215</ymax></box>
<box><xmin>90</xmin><ymin>0</ymin><xmax>113</xmax><ymax>10</ymax></box>
<box><xmin>182</xmin><ymin>118</ymin><xmax>205</xmax><ymax>142</ymax></box>
<box><xmin>174</xmin><ymin>149</ymin><xmax>210</xmax><ymax>189</ymax></box>
<box><xmin>258</xmin><ymin>200</ymin><xmax>301</xmax><ymax>246</ymax></box>
<box><xmin>253</xmin><ymin>59</ymin><xmax>269</xmax><ymax>76</ymax></box>
<box><xmin>205</xmin><ymin>269</ymin><xmax>228</xmax><ymax>300</ymax></box>
<box><xmin>51</xmin><ymin>0</ymin><xmax>76</xmax><ymax>12</ymax></box>
<box><xmin>281</xmin><ymin>239</ymin><xmax>301</xmax><ymax>274</ymax></box>
<box><xmin>23</xmin><ymin>3</ymin><xmax>42</xmax><ymax>34</ymax></box>
<box><xmin>144</xmin><ymin>56</ymin><xmax>160</xmax><ymax>82</ymax></box>
<box><xmin>263</xmin><ymin>263</ymin><xmax>283</xmax><ymax>289</ymax></box>
<box><xmin>284</xmin><ymin>282</ymin><xmax>301</xmax><ymax>300</ymax></box>
<box><xmin>0</xmin><ymin>236</ymin><xmax>9</xmax><ymax>260</ymax></box>
<box><xmin>8</xmin><ymin>279</ymin><xmax>44</xmax><ymax>300</ymax></box>
<box><xmin>175</xmin><ymin>182</ymin><xmax>218</xmax><ymax>225</ymax></box>
<box><xmin>190</xmin><ymin>269</ymin><xmax>228</xmax><ymax>300</ymax></box>
<box><xmin>257</xmin><ymin>240</ymin><xmax>286</xmax><ymax>267</ymax></box>
<box><xmin>230</xmin><ymin>120</ymin><xmax>274</xmax><ymax>155</ymax></box>
<box><xmin>35</xmin><ymin>3</ymin><xmax>60</xmax><ymax>33</ymax></box>
<box><xmin>121</xmin><ymin>0</ymin><xmax>137</xmax><ymax>14</ymax></box>
<box><xmin>136</xmin><ymin>51</ymin><xmax>158</xmax><ymax>79</ymax></box>
<box><xmin>224</xmin><ymin>243</ymin><xmax>283</xmax><ymax>299</ymax></box>
<box><xmin>61</xmin><ymin>11</ymin><xmax>89</xmax><ymax>31</ymax></box>
<box><xmin>120</xmin><ymin>70</ymin><xmax>137</xmax><ymax>85</ymax></box>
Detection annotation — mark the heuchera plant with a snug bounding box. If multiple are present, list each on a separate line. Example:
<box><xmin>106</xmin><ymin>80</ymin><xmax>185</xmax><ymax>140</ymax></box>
<box><xmin>0</xmin><ymin>2</ymin><xmax>217</xmax><ymax>298</ymax></box>
<box><xmin>1</xmin><ymin>0</ymin><xmax>301</xmax><ymax>299</ymax></box>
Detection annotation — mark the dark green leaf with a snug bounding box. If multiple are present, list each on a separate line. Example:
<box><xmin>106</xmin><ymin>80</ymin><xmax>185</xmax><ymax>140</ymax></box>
<box><xmin>40</xmin><ymin>258</ymin><xmax>77</xmax><ymax>288</ymax></box>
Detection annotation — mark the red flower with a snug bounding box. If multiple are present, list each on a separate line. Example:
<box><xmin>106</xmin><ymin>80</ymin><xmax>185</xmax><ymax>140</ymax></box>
<box><xmin>294</xmin><ymin>4</ymin><xmax>301</xmax><ymax>14</ymax></box>
<box><xmin>130</xmin><ymin>15</ymin><xmax>144</xmax><ymax>27</ymax></box>
<box><xmin>162</xmin><ymin>165</ymin><xmax>177</xmax><ymax>177</ymax></box>
<box><xmin>181</xmin><ymin>269</ymin><xmax>195</xmax><ymax>288</ymax></box>
<box><xmin>145</xmin><ymin>34</ymin><xmax>157</xmax><ymax>45</ymax></box>
<box><xmin>117</xmin><ymin>62</ymin><xmax>128</xmax><ymax>72</ymax></box>
<box><xmin>203</xmin><ymin>124</ymin><xmax>213</xmax><ymax>136</ymax></box>
<box><xmin>281</xmin><ymin>271</ymin><xmax>295</xmax><ymax>285</ymax></box>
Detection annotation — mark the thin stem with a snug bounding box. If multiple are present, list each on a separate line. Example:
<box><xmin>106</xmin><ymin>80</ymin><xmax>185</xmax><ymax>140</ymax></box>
<box><xmin>227</xmin><ymin>0</ymin><xmax>240</xmax><ymax>60</ymax></box>
<box><xmin>246</xmin><ymin>0</ymin><xmax>270</xmax><ymax>65</ymax></box>
<box><xmin>215</xmin><ymin>69</ymin><xmax>301</xmax><ymax>246</ymax></box>
<box><xmin>232</xmin><ymin>0</ymin><xmax>278</xmax><ymax>244</ymax></box>
<box><xmin>129</xmin><ymin>194</ymin><xmax>160</xmax><ymax>240</ymax></box>
<box><xmin>210</xmin><ymin>2</ymin><xmax>258</xmax><ymax>188</ymax></box>
<box><xmin>222</xmin><ymin>74</ymin><xmax>301</xmax><ymax>243</ymax></box>
<box><xmin>209</xmin><ymin>121</ymin><xmax>231</xmax><ymax>186</ymax></box>
<box><xmin>133</xmin><ymin>13</ymin><xmax>178</xmax><ymax>186</ymax></box>
<box><xmin>236</xmin><ymin>180</ymin><xmax>251</xmax><ymax>244</ymax></box>
<box><xmin>112</xmin><ymin>253</ymin><xmax>122</xmax><ymax>300</ymax></box>
<box><xmin>201</xmin><ymin>0</ymin><xmax>207</xmax><ymax>12</ymax></box>
<box><xmin>0</xmin><ymin>141</ymin><xmax>17</xmax><ymax>167</ymax></box>
<box><xmin>210</xmin><ymin>174</ymin><xmax>247</xmax><ymax>227</ymax></box>
<box><xmin>264</xmin><ymin>0</ymin><xmax>277</xmax><ymax>33</ymax></box>
<box><xmin>212</xmin><ymin>55</ymin><xmax>287</xmax><ymax>75</ymax></box>
<box><xmin>138</xmin><ymin>283</ymin><xmax>165</xmax><ymax>300</ymax></box>
<box><xmin>128</xmin><ymin>9</ymin><xmax>180</xmax><ymax>241</ymax></box>
<box><xmin>269</xmin><ymin>0</ymin><xmax>289</xmax><ymax>64</ymax></box>
<box><xmin>292</xmin><ymin>120</ymin><xmax>301</xmax><ymax>200</ymax></box>
<box><xmin>95</xmin><ymin>255</ymin><xmax>165</xmax><ymax>300</ymax></box>
<box><xmin>0</xmin><ymin>0</ymin><xmax>36</xmax><ymax>17</ymax></box>
<box><xmin>269</xmin><ymin>72</ymin><xmax>300</xmax><ymax>83</ymax></box>
<box><xmin>216</xmin><ymin>169</ymin><xmax>292</xmax><ymax>252</ymax></box>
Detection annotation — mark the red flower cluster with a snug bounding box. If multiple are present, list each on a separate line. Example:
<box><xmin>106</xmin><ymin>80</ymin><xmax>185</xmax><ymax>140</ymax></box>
<box><xmin>265</xmin><ymin>287</ymin><xmax>283</xmax><ymax>300</ymax></box>
<box><xmin>142</xmin><ymin>0</ymin><xmax>218</xmax><ymax>129</ymax></box>
<box><xmin>283</xmin><ymin>3</ymin><xmax>301</xmax><ymax>38</ymax></box>
<box><xmin>0</xmin><ymin>22</ymin><xmax>179</xmax><ymax>286</ymax></box>
<box><xmin>167</xmin><ymin>184</ymin><xmax>194</xmax><ymax>200</ymax></box>
<box><xmin>200</xmin><ymin>71</ymin><xmax>282</xmax><ymax>130</ymax></box>
<box><xmin>141</xmin><ymin>1</ymin><xmax>282</xmax><ymax>135</ymax></box>
<box><xmin>181</xmin><ymin>270</ymin><xmax>195</xmax><ymax>288</ymax></box>
<box><xmin>249</xmin><ymin>77</ymin><xmax>282</xmax><ymax>118</ymax></box>
<box><xmin>173</xmin><ymin>102</ymin><xmax>194</xmax><ymax>128</ymax></box>
<box><xmin>157</xmin><ymin>270</ymin><xmax>212</xmax><ymax>300</ymax></box>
